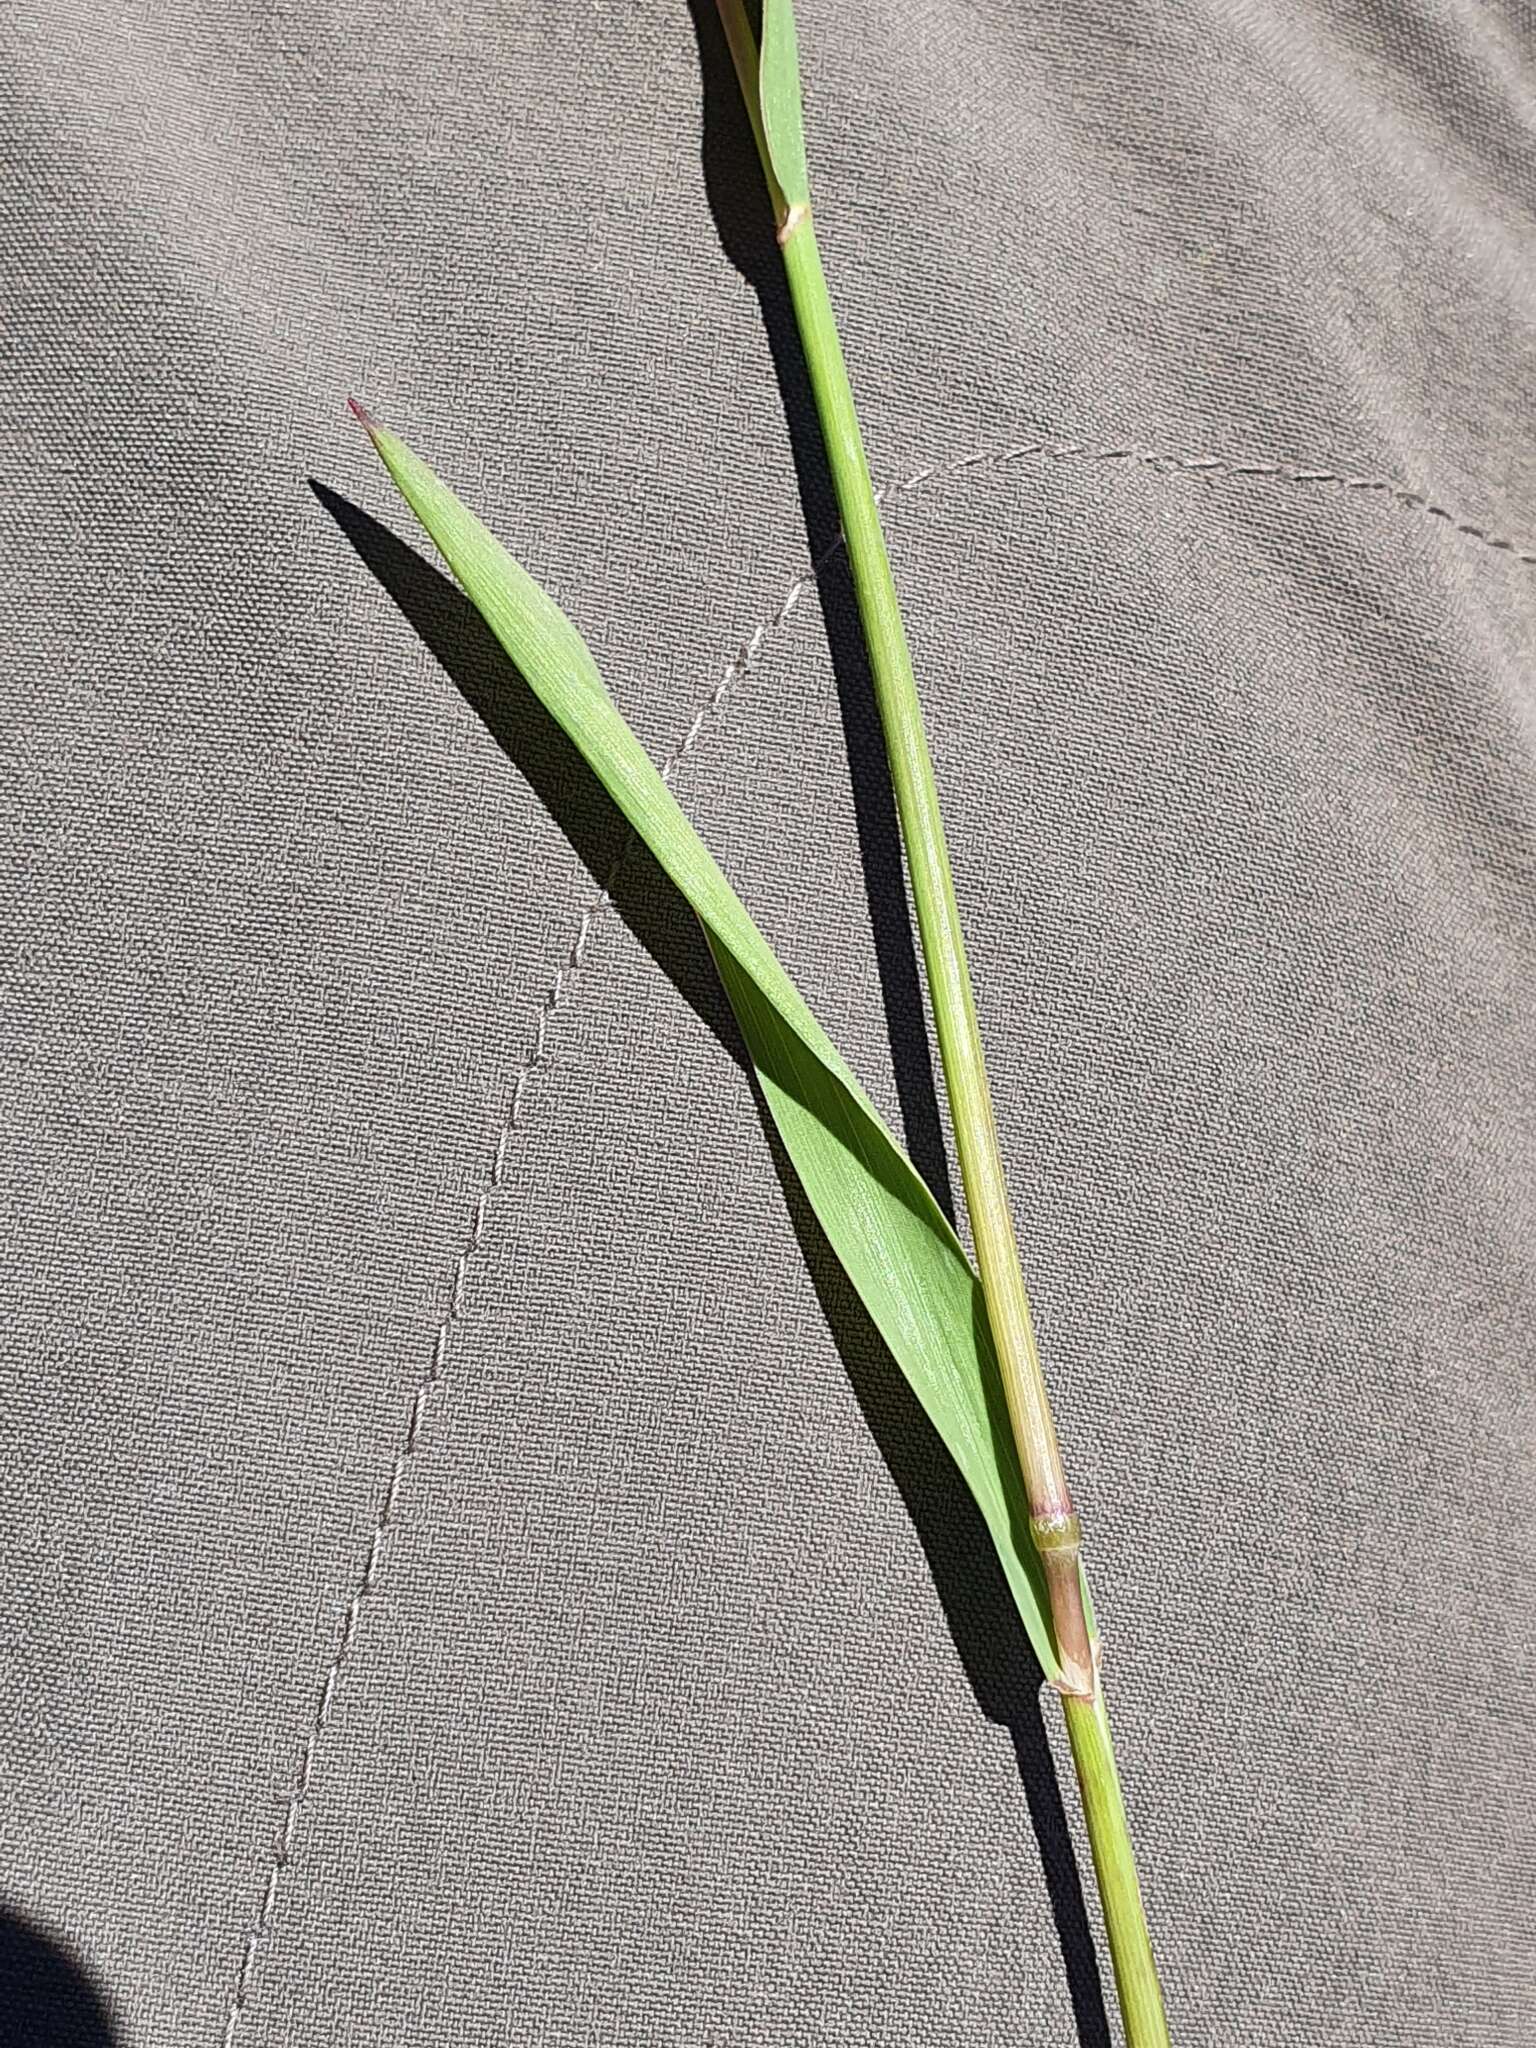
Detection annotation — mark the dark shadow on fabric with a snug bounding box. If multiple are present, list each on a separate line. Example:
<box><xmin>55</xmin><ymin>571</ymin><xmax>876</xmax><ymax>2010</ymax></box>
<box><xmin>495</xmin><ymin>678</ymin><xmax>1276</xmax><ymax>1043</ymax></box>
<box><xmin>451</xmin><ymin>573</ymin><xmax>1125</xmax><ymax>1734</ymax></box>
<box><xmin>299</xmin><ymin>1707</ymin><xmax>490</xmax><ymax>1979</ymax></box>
<box><xmin>314</xmin><ymin>484</ymin><xmax>1108</xmax><ymax>2047</ymax></box>
<box><xmin>682</xmin><ymin>0</ymin><xmax>957</xmax><ymax>1231</ymax></box>
<box><xmin>0</xmin><ymin>1907</ymin><xmax>122</xmax><ymax>2048</ymax></box>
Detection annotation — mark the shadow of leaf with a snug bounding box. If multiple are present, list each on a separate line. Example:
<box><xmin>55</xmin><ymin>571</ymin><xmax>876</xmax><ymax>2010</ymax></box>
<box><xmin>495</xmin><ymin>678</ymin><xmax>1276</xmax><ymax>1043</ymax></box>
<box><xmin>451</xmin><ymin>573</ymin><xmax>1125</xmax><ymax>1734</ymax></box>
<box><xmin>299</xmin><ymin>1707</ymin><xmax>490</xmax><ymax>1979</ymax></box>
<box><xmin>314</xmin><ymin>478</ymin><xmax>1109</xmax><ymax>2046</ymax></box>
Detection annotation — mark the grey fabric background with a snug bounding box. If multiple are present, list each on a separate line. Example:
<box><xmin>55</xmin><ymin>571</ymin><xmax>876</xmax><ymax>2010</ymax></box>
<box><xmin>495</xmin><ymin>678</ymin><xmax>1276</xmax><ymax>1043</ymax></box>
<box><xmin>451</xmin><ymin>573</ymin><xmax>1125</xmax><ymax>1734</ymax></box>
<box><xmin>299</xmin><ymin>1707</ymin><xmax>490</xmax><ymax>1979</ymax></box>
<box><xmin>3</xmin><ymin>1</ymin><xmax>1533</xmax><ymax>2043</ymax></box>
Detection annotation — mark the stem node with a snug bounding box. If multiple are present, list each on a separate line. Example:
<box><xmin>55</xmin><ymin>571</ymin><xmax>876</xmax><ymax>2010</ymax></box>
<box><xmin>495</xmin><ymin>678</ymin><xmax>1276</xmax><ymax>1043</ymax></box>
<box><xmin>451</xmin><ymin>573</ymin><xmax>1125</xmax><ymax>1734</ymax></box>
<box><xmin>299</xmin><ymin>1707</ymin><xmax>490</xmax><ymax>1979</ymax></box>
<box><xmin>1031</xmin><ymin>1509</ymin><xmax>1095</xmax><ymax>1699</ymax></box>
<box><xmin>777</xmin><ymin>201</ymin><xmax>811</xmax><ymax>244</ymax></box>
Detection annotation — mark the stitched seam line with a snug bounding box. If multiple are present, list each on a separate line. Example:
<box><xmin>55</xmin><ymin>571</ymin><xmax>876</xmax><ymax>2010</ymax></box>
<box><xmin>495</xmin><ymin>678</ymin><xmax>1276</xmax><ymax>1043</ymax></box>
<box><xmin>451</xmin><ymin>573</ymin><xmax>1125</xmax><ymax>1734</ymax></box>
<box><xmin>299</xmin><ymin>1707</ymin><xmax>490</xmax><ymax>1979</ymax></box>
<box><xmin>218</xmin><ymin>546</ymin><xmax>817</xmax><ymax>2048</ymax></box>
<box><xmin>881</xmin><ymin>433</ymin><xmax>1536</xmax><ymax>562</ymax></box>
<box><xmin>220</xmin><ymin>425</ymin><xmax>1532</xmax><ymax>2045</ymax></box>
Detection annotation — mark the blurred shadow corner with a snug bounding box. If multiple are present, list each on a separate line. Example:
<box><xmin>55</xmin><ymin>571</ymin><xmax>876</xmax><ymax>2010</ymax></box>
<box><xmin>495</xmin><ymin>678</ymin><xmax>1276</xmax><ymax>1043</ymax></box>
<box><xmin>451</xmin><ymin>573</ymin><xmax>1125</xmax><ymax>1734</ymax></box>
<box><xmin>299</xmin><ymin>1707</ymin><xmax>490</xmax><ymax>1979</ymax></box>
<box><xmin>0</xmin><ymin>1904</ymin><xmax>122</xmax><ymax>2048</ymax></box>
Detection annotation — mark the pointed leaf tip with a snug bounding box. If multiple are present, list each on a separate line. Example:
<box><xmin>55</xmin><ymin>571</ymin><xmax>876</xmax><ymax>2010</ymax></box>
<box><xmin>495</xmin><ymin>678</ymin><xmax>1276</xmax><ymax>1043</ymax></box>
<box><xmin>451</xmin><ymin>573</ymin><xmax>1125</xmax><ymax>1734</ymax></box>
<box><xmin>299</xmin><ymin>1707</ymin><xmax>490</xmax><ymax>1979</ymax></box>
<box><xmin>346</xmin><ymin>395</ymin><xmax>378</xmax><ymax>434</ymax></box>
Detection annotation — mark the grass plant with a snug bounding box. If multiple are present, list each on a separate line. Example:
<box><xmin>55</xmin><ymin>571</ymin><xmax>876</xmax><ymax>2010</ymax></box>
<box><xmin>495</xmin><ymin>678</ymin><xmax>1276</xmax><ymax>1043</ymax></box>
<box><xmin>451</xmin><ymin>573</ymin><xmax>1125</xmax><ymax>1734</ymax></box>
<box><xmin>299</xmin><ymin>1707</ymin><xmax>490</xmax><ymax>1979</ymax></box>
<box><xmin>347</xmin><ymin>4</ymin><xmax>1170</xmax><ymax>2034</ymax></box>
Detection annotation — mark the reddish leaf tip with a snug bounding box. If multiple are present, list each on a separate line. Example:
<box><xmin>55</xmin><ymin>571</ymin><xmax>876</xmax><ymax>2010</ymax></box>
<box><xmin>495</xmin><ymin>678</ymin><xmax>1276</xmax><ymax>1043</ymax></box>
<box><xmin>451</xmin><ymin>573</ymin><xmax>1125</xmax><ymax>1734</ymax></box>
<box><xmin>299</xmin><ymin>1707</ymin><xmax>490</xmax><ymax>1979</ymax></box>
<box><xmin>346</xmin><ymin>395</ymin><xmax>378</xmax><ymax>434</ymax></box>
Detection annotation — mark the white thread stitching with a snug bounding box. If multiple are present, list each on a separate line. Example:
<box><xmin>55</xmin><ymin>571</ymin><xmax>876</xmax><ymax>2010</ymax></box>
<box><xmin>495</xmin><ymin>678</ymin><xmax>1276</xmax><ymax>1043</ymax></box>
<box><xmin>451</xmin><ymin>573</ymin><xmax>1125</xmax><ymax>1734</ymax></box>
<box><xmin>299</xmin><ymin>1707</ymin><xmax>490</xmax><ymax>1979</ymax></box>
<box><xmin>879</xmin><ymin>433</ymin><xmax>1536</xmax><ymax>562</ymax></box>
<box><xmin>218</xmin><ymin>553</ymin><xmax>826</xmax><ymax>2048</ymax></box>
<box><xmin>222</xmin><ymin>424</ymin><xmax>1532</xmax><ymax>2044</ymax></box>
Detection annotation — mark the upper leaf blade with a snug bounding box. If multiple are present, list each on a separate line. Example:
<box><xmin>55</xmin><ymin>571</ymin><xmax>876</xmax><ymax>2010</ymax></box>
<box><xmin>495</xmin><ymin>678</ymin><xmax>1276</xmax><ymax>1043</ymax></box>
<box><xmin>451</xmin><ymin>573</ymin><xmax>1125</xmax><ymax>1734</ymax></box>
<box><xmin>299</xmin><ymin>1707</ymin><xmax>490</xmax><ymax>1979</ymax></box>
<box><xmin>353</xmin><ymin>412</ymin><xmax>1059</xmax><ymax>1681</ymax></box>
<box><xmin>758</xmin><ymin>0</ymin><xmax>811</xmax><ymax>212</ymax></box>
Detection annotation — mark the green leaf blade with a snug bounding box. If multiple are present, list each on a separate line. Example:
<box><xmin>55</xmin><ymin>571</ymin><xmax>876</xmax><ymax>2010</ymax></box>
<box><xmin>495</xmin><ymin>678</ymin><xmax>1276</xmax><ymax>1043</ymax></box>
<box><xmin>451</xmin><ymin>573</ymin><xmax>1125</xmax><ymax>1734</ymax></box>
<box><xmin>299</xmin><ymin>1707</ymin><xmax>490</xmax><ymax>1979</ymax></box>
<box><xmin>759</xmin><ymin>0</ymin><xmax>811</xmax><ymax>212</ymax></box>
<box><xmin>354</xmin><ymin>412</ymin><xmax>1058</xmax><ymax>1681</ymax></box>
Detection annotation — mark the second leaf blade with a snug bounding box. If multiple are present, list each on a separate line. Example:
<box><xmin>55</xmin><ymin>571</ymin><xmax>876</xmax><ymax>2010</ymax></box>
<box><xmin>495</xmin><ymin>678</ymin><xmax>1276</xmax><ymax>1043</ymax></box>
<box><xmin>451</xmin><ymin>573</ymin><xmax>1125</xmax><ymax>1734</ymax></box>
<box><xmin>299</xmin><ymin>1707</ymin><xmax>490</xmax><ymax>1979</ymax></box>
<box><xmin>354</xmin><ymin>410</ymin><xmax>1062</xmax><ymax>1682</ymax></box>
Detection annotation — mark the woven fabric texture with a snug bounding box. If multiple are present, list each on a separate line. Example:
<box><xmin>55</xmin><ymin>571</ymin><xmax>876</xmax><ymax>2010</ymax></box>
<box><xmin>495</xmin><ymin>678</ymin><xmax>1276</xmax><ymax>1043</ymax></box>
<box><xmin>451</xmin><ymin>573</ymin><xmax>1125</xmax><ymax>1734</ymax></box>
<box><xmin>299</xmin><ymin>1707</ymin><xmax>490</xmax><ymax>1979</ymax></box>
<box><xmin>3</xmin><ymin>1</ymin><xmax>1533</xmax><ymax>2043</ymax></box>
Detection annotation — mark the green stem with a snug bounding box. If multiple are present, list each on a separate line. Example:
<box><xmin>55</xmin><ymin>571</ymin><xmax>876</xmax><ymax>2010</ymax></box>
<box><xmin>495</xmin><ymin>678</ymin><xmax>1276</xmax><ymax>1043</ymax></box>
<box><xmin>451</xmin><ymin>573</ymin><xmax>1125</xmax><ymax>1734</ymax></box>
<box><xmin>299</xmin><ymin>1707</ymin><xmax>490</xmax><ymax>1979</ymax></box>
<box><xmin>781</xmin><ymin>220</ymin><xmax>1172</xmax><ymax>2041</ymax></box>
<box><xmin>777</xmin><ymin>214</ymin><xmax>1094</xmax><ymax>1695</ymax></box>
<box><xmin>1064</xmin><ymin>1691</ymin><xmax>1171</xmax><ymax>2047</ymax></box>
<box><xmin>711</xmin><ymin>5</ymin><xmax>1169</xmax><ymax>2036</ymax></box>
